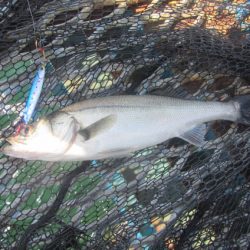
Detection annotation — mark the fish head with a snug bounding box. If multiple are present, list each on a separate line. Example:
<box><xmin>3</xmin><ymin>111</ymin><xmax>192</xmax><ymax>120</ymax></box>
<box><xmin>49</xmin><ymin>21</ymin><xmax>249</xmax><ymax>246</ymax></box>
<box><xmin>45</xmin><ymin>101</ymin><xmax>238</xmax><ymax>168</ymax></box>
<box><xmin>1</xmin><ymin>118</ymin><xmax>65</xmax><ymax>160</ymax></box>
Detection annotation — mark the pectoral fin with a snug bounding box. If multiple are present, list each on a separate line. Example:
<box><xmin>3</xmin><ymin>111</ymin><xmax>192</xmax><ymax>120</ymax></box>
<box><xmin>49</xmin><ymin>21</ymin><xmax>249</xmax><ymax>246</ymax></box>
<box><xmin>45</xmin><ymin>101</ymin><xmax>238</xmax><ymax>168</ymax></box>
<box><xmin>78</xmin><ymin>115</ymin><xmax>117</xmax><ymax>141</ymax></box>
<box><xmin>180</xmin><ymin>124</ymin><xmax>207</xmax><ymax>147</ymax></box>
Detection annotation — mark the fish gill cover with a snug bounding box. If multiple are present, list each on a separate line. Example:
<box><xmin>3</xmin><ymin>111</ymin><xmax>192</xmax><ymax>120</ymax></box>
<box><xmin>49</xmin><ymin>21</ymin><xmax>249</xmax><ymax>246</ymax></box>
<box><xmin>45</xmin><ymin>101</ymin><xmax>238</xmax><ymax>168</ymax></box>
<box><xmin>0</xmin><ymin>0</ymin><xmax>249</xmax><ymax>249</ymax></box>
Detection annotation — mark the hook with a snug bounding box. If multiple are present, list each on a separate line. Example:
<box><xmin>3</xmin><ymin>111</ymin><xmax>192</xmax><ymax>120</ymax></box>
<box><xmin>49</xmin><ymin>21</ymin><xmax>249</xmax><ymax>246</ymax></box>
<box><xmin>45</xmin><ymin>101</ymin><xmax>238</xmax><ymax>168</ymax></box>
<box><xmin>35</xmin><ymin>39</ymin><xmax>46</xmax><ymax>61</ymax></box>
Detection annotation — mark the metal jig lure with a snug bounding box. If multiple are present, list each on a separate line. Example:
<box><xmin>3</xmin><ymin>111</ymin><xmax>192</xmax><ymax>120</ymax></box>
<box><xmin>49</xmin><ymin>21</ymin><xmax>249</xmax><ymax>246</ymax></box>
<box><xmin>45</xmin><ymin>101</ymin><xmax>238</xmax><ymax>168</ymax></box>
<box><xmin>15</xmin><ymin>40</ymin><xmax>47</xmax><ymax>135</ymax></box>
<box><xmin>22</xmin><ymin>63</ymin><xmax>46</xmax><ymax>125</ymax></box>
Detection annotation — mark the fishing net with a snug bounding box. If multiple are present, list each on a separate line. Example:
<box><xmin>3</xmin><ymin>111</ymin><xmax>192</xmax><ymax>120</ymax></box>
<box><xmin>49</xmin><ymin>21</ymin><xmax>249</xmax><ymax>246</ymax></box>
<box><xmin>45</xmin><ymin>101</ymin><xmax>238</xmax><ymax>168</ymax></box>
<box><xmin>0</xmin><ymin>0</ymin><xmax>249</xmax><ymax>249</ymax></box>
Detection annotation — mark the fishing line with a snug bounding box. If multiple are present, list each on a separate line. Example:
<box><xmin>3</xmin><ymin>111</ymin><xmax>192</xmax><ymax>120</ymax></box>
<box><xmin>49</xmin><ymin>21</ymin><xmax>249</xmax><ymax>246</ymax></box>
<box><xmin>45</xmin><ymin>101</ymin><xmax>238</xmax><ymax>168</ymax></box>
<box><xmin>26</xmin><ymin>0</ymin><xmax>46</xmax><ymax>59</ymax></box>
<box><xmin>26</xmin><ymin>0</ymin><xmax>36</xmax><ymax>35</ymax></box>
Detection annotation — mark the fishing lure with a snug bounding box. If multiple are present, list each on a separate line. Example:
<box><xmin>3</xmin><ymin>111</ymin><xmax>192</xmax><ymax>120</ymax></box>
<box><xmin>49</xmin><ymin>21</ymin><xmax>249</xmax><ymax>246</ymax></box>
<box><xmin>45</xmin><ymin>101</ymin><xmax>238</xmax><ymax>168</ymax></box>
<box><xmin>15</xmin><ymin>64</ymin><xmax>46</xmax><ymax>135</ymax></box>
<box><xmin>14</xmin><ymin>1</ymin><xmax>49</xmax><ymax>135</ymax></box>
<box><xmin>22</xmin><ymin>64</ymin><xmax>46</xmax><ymax>124</ymax></box>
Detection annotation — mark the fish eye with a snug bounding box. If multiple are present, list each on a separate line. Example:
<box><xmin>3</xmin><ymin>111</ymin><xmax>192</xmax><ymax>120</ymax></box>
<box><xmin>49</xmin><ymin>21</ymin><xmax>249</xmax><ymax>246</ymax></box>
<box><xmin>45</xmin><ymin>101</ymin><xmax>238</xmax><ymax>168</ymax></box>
<box><xmin>19</xmin><ymin>125</ymin><xmax>33</xmax><ymax>137</ymax></box>
<box><xmin>25</xmin><ymin>127</ymin><xmax>30</xmax><ymax>135</ymax></box>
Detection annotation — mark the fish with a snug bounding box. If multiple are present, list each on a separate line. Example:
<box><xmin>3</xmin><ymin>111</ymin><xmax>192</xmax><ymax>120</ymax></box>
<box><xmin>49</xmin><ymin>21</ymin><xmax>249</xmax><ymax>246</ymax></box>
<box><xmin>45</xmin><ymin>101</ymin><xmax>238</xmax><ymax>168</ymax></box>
<box><xmin>22</xmin><ymin>64</ymin><xmax>46</xmax><ymax>124</ymax></box>
<box><xmin>1</xmin><ymin>95</ymin><xmax>250</xmax><ymax>162</ymax></box>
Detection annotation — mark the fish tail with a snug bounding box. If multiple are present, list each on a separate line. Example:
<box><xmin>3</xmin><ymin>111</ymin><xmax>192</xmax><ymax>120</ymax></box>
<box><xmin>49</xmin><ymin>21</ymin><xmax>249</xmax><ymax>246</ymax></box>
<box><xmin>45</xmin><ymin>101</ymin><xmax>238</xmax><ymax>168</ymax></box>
<box><xmin>232</xmin><ymin>95</ymin><xmax>250</xmax><ymax>125</ymax></box>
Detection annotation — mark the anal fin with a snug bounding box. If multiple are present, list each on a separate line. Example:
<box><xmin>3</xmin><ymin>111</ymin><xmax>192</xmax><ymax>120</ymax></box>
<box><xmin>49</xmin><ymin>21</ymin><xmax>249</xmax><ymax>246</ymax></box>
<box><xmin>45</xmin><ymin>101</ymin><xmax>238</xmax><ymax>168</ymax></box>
<box><xmin>179</xmin><ymin>124</ymin><xmax>207</xmax><ymax>147</ymax></box>
<box><xmin>99</xmin><ymin>148</ymin><xmax>133</xmax><ymax>159</ymax></box>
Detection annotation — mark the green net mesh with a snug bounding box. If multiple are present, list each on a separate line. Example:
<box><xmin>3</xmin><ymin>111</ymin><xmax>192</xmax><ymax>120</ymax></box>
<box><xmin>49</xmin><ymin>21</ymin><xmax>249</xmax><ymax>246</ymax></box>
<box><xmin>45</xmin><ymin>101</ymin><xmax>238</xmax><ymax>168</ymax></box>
<box><xmin>0</xmin><ymin>0</ymin><xmax>249</xmax><ymax>249</ymax></box>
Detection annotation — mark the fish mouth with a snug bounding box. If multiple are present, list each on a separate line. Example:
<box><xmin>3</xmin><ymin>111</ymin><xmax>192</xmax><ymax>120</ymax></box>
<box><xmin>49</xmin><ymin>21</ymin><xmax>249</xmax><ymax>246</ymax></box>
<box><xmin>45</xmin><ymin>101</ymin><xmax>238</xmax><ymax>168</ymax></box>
<box><xmin>1</xmin><ymin>138</ymin><xmax>27</xmax><ymax>158</ymax></box>
<box><xmin>1</xmin><ymin>144</ymin><xmax>15</xmax><ymax>156</ymax></box>
<box><xmin>6</xmin><ymin>135</ymin><xmax>26</xmax><ymax>145</ymax></box>
<box><xmin>6</xmin><ymin>137</ymin><xmax>16</xmax><ymax>145</ymax></box>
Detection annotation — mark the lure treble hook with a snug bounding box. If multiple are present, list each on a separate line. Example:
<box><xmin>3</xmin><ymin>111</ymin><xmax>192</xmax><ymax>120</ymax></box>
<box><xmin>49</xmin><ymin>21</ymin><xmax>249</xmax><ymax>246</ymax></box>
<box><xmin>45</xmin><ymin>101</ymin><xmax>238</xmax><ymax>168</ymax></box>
<box><xmin>35</xmin><ymin>39</ymin><xmax>47</xmax><ymax>61</ymax></box>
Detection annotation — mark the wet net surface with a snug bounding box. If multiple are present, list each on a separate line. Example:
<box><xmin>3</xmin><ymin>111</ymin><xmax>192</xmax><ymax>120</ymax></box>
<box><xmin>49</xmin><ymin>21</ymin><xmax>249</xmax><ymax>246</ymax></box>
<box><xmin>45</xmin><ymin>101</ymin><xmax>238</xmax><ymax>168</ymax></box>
<box><xmin>0</xmin><ymin>0</ymin><xmax>250</xmax><ymax>249</ymax></box>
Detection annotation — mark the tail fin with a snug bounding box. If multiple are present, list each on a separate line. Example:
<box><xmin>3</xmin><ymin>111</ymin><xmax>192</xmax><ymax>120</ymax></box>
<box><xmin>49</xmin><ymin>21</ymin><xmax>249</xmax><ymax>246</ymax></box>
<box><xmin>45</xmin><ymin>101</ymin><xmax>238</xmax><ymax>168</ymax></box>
<box><xmin>233</xmin><ymin>95</ymin><xmax>250</xmax><ymax>125</ymax></box>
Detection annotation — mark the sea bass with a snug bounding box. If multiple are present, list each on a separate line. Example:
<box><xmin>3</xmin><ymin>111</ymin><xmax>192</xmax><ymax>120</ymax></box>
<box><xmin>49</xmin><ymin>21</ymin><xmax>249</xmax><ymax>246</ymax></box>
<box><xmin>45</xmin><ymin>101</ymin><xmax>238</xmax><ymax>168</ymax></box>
<box><xmin>2</xmin><ymin>95</ymin><xmax>250</xmax><ymax>161</ymax></box>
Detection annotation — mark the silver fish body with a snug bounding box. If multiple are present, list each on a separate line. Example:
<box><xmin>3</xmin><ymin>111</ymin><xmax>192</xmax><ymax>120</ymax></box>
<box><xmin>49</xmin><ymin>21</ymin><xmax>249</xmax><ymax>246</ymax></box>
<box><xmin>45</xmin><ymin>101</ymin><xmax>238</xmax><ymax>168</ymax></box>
<box><xmin>2</xmin><ymin>95</ymin><xmax>248</xmax><ymax>161</ymax></box>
